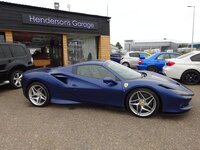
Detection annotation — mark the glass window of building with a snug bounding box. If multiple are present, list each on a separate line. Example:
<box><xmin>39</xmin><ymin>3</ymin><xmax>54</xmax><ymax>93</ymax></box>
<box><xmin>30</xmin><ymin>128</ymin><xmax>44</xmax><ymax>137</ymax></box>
<box><xmin>68</xmin><ymin>35</ymin><xmax>97</xmax><ymax>65</ymax></box>
<box><xmin>13</xmin><ymin>32</ymin><xmax>62</xmax><ymax>67</ymax></box>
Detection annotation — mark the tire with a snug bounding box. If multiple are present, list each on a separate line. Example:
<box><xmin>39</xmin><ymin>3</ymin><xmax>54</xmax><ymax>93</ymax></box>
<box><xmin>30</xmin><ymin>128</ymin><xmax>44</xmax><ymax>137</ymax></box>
<box><xmin>126</xmin><ymin>88</ymin><xmax>160</xmax><ymax>118</ymax></box>
<box><xmin>122</xmin><ymin>62</ymin><xmax>130</xmax><ymax>67</ymax></box>
<box><xmin>9</xmin><ymin>70</ymin><xmax>23</xmax><ymax>88</ymax></box>
<box><xmin>27</xmin><ymin>82</ymin><xmax>50</xmax><ymax>107</ymax></box>
<box><xmin>147</xmin><ymin>66</ymin><xmax>158</xmax><ymax>72</ymax></box>
<box><xmin>181</xmin><ymin>70</ymin><xmax>200</xmax><ymax>85</ymax></box>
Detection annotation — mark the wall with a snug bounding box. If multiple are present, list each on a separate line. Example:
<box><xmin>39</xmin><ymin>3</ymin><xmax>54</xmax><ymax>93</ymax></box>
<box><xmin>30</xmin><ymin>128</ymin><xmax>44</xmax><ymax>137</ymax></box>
<box><xmin>5</xmin><ymin>31</ymin><xmax>13</xmax><ymax>42</ymax></box>
<box><xmin>0</xmin><ymin>2</ymin><xmax>110</xmax><ymax>36</ymax></box>
<box><xmin>98</xmin><ymin>36</ymin><xmax>110</xmax><ymax>60</ymax></box>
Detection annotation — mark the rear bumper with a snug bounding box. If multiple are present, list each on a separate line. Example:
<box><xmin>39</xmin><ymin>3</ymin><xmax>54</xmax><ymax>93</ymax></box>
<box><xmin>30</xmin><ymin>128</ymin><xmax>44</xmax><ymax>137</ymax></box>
<box><xmin>162</xmin><ymin>66</ymin><xmax>182</xmax><ymax>80</ymax></box>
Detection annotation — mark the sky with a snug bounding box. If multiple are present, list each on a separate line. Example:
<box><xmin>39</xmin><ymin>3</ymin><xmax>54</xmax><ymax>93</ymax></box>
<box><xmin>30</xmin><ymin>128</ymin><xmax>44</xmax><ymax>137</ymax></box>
<box><xmin>2</xmin><ymin>0</ymin><xmax>200</xmax><ymax>46</ymax></box>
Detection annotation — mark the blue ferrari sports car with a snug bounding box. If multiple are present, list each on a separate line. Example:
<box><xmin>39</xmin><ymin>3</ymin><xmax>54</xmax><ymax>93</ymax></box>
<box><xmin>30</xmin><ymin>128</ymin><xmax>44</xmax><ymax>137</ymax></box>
<box><xmin>21</xmin><ymin>60</ymin><xmax>194</xmax><ymax>118</ymax></box>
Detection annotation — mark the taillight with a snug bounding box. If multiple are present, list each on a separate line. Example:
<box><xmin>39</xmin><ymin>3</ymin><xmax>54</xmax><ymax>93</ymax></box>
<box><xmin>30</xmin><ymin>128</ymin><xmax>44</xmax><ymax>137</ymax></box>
<box><xmin>166</xmin><ymin>61</ymin><xmax>175</xmax><ymax>66</ymax></box>
<box><xmin>138</xmin><ymin>60</ymin><xmax>143</xmax><ymax>65</ymax></box>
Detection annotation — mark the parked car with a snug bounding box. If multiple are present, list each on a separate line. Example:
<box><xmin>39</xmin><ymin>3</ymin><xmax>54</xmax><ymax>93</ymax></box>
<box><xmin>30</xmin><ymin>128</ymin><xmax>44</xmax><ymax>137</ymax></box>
<box><xmin>110</xmin><ymin>53</ymin><xmax>124</xmax><ymax>63</ymax></box>
<box><xmin>22</xmin><ymin>60</ymin><xmax>193</xmax><ymax>118</ymax></box>
<box><xmin>163</xmin><ymin>50</ymin><xmax>200</xmax><ymax>85</ymax></box>
<box><xmin>0</xmin><ymin>42</ymin><xmax>33</xmax><ymax>88</ymax></box>
<box><xmin>120</xmin><ymin>51</ymin><xmax>150</xmax><ymax>68</ymax></box>
<box><xmin>137</xmin><ymin>52</ymin><xmax>180</xmax><ymax>73</ymax></box>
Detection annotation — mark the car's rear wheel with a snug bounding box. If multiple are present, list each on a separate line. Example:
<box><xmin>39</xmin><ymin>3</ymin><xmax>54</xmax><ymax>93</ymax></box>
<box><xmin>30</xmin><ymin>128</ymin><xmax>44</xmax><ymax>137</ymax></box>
<box><xmin>9</xmin><ymin>70</ymin><xmax>23</xmax><ymax>88</ymax></box>
<box><xmin>181</xmin><ymin>70</ymin><xmax>200</xmax><ymax>85</ymax></box>
<box><xmin>122</xmin><ymin>62</ymin><xmax>130</xmax><ymax>67</ymax></box>
<box><xmin>126</xmin><ymin>88</ymin><xmax>160</xmax><ymax>118</ymax></box>
<box><xmin>147</xmin><ymin>66</ymin><xmax>158</xmax><ymax>72</ymax></box>
<box><xmin>27</xmin><ymin>82</ymin><xmax>50</xmax><ymax>107</ymax></box>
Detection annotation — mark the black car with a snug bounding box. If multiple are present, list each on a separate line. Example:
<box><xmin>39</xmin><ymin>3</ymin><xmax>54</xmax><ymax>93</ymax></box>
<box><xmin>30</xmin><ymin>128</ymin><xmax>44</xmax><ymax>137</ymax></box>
<box><xmin>110</xmin><ymin>53</ymin><xmax>124</xmax><ymax>63</ymax></box>
<box><xmin>0</xmin><ymin>42</ymin><xmax>33</xmax><ymax>88</ymax></box>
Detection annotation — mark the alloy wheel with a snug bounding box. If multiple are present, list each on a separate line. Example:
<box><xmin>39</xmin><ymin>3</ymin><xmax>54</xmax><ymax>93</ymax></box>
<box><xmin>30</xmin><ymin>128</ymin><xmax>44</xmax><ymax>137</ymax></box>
<box><xmin>182</xmin><ymin>70</ymin><xmax>200</xmax><ymax>85</ymax></box>
<box><xmin>9</xmin><ymin>70</ymin><xmax>23</xmax><ymax>88</ymax></box>
<box><xmin>13</xmin><ymin>72</ymin><xmax>23</xmax><ymax>88</ymax></box>
<box><xmin>28</xmin><ymin>83</ymin><xmax>49</xmax><ymax>106</ymax></box>
<box><xmin>127</xmin><ymin>89</ymin><xmax>159</xmax><ymax>117</ymax></box>
<box><xmin>148</xmin><ymin>66</ymin><xmax>158</xmax><ymax>72</ymax></box>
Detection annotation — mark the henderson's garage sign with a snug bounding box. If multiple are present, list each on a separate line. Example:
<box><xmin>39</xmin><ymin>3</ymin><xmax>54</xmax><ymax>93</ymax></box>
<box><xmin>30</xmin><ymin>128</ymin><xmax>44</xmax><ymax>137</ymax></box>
<box><xmin>22</xmin><ymin>14</ymin><xmax>98</xmax><ymax>30</ymax></box>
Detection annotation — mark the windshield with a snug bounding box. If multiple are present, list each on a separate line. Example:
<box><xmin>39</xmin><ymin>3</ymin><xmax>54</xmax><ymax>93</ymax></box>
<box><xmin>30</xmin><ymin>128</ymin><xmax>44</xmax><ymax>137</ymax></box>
<box><xmin>105</xmin><ymin>60</ymin><xmax>141</xmax><ymax>80</ymax></box>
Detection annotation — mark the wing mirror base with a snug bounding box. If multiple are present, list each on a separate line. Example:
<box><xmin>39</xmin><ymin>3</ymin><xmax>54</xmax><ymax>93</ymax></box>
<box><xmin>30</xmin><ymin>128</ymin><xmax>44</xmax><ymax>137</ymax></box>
<box><xmin>103</xmin><ymin>77</ymin><xmax>117</xmax><ymax>86</ymax></box>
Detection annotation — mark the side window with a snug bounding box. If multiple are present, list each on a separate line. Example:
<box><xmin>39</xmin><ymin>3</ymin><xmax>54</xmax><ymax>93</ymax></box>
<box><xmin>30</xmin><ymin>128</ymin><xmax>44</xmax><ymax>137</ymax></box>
<box><xmin>157</xmin><ymin>54</ymin><xmax>170</xmax><ymax>60</ymax></box>
<box><xmin>10</xmin><ymin>45</ymin><xmax>27</xmax><ymax>57</ymax></box>
<box><xmin>129</xmin><ymin>53</ymin><xmax>139</xmax><ymax>57</ymax></box>
<box><xmin>144</xmin><ymin>53</ymin><xmax>150</xmax><ymax>58</ymax></box>
<box><xmin>76</xmin><ymin>65</ymin><xmax>116</xmax><ymax>80</ymax></box>
<box><xmin>170</xmin><ymin>54</ymin><xmax>180</xmax><ymax>59</ymax></box>
<box><xmin>191</xmin><ymin>54</ymin><xmax>200</xmax><ymax>61</ymax></box>
<box><xmin>0</xmin><ymin>45</ymin><xmax>12</xmax><ymax>58</ymax></box>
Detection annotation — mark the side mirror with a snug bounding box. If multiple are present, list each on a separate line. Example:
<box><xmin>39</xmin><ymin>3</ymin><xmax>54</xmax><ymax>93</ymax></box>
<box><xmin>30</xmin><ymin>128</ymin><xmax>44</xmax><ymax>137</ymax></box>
<box><xmin>103</xmin><ymin>77</ymin><xmax>117</xmax><ymax>86</ymax></box>
<box><xmin>139</xmin><ymin>54</ymin><xmax>145</xmax><ymax>59</ymax></box>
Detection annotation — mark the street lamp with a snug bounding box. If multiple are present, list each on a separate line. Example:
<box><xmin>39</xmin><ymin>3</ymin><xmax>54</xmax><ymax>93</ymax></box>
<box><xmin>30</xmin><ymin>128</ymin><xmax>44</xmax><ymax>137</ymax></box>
<box><xmin>187</xmin><ymin>6</ymin><xmax>195</xmax><ymax>49</ymax></box>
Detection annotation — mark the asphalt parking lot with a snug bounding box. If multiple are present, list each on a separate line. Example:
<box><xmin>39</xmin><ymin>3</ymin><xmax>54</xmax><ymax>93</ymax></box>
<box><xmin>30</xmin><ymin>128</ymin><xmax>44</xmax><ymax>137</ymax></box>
<box><xmin>0</xmin><ymin>82</ymin><xmax>200</xmax><ymax>150</ymax></box>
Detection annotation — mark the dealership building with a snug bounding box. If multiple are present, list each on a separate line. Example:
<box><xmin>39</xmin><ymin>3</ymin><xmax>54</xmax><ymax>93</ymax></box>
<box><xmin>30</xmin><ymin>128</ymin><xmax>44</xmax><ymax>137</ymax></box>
<box><xmin>0</xmin><ymin>2</ymin><xmax>110</xmax><ymax>67</ymax></box>
<box><xmin>124</xmin><ymin>39</ymin><xmax>187</xmax><ymax>52</ymax></box>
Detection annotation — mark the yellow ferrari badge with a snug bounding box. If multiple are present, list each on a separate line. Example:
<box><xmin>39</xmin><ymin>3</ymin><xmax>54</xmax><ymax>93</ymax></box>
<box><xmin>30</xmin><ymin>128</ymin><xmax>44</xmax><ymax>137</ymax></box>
<box><xmin>124</xmin><ymin>83</ymin><xmax>129</xmax><ymax>88</ymax></box>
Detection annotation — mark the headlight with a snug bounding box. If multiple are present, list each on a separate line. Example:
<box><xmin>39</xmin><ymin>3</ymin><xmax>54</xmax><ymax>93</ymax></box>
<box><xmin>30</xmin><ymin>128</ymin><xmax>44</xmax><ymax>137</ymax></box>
<box><xmin>172</xmin><ymin>90</ymin><xmax>190</xmax><ymax>96</ymax></box>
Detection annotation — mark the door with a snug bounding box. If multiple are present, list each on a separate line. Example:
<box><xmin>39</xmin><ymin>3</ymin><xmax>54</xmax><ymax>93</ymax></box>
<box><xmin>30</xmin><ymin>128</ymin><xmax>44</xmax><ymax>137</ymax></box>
<box><xmin>0</xmin><ymin>45</ymin><xmax>13</xmax><ymax>79</ymax></box>
<box><xmin>49</xmin><ymin>39</ymin><xmax>63</xmax><ymax>67</ymax></box>
<box><xmin>155</xmin><ymin>54</ymin><xmax>170</xmax><ymax>70</ymax></box>
<box><xmin>67</xmin><ymin>64</ymin><xmax>123</xmax><ymax>107</ymax></box>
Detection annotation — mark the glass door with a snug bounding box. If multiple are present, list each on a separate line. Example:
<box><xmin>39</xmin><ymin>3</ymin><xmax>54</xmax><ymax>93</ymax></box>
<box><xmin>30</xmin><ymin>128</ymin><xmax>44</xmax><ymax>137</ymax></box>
<box><xmin>0</xmin><ymin>32</ymin><xmax>5</xmax><ymax>42</ymax></box>
<box><xmin>49</xmin><ymin>38</ymin><xmax>63</xmax><ymax>67</ymax></box>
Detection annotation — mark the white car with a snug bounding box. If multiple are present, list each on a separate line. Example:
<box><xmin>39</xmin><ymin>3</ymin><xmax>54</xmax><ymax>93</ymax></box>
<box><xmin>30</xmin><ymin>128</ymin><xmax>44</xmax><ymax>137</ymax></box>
<box><xmin>120</xmin><ymin>51</ymin><xmax>150</xmax><ymax>68</ymax></box>
<box><xmin>163</xmin><ymin>50</ymin><xmax>200</xmax><ymax>85</ymax></box>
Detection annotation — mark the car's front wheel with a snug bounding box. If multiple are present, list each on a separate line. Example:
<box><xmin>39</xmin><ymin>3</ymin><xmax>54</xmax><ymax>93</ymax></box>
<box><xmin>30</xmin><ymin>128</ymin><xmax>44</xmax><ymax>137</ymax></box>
<box><xmin>181</xmin><ymin>70</ymin><xmax>200</xmax><ymax>85</ymax></box>
<box><xmin>9</xmin><ymin>70</ymin><xmax>23</xmax><ymax>88</ymax></box>
<box><xmin>126</xmin><ymin>88</ymin><xmax>160</xmax><ymax>118</ymax></box>
<box><xmin>27</xmin><ymin>82</ymin><xmax>50</xmax><ymax>107</ymax></box>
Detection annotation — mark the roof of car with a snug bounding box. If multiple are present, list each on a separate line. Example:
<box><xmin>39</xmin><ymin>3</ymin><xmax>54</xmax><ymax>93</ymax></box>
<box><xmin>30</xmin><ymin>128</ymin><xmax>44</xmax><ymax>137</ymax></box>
<box><xmin>153</xmin><ymin>52</ymin><xmax>180</xmax><ymax>55</ymax></box>
<box><xmin>128</xmin><ymin>51</ymin><xmax>147</xmax><ymax>53</ymax></box>
<box><xmin>193</xmin><ymin>50</ymin><xmax>200</xmax><ymax>54</ymax></box>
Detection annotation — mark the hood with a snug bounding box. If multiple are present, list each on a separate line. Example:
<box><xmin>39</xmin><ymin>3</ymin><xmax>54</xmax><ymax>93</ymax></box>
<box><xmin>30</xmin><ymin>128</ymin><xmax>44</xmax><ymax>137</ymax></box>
<box><xmin>137</xmin><ymin>71</ymin><xmax>194</xmax><ymax>95</ymax></box>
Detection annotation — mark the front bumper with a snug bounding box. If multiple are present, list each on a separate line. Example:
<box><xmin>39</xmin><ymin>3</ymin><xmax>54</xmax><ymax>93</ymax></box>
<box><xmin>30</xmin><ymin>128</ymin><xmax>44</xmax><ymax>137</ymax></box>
<box><xmin>162</xmin><ymin>93</ymin><xmax>193</xmax><ymax>113</ymax></box>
